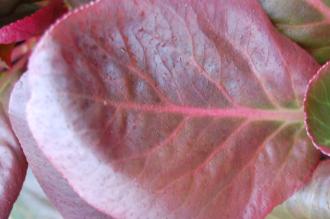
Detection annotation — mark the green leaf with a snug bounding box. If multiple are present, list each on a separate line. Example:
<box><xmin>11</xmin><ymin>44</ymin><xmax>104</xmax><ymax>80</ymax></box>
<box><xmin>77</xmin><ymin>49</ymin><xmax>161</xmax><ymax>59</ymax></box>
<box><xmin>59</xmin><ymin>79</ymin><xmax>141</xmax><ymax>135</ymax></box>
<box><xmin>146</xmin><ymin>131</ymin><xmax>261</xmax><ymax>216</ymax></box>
<box><xmin>64</xmin><ymin>0</ymin><xmax>93</xmax><ymax>8</ymax></box>
<box><xmin>305</xmin><ymin>61</ymin><xmax>330</xmax><ymax>155</ymax></box>
<box><xmin>260</xmin><ymin>0</ymin><xmax>330</xmax><ymax>64</ymax></box>
<box><xmin>266</xmin><ymin>160</ymin><xmax>330</xmax><ymax>219</ymax></box>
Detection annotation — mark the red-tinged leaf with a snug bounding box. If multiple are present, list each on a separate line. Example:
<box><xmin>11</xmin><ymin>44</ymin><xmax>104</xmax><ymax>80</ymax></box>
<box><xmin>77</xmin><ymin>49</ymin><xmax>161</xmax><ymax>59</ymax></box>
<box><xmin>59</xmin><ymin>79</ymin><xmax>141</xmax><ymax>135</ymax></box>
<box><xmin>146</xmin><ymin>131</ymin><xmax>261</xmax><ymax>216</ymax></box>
<box><xmin>10</xmin><ymin>0</ymin><xmax>321</xmax><ymax>218</ymax></box>
<box><xmin>267</xmin><ymin>160</ymin><xmax>330</xmax><ymax>219</ymax></box>
<box><xmin>0</xmin><ymin>0</ymin><xmax>67</xmax><ymax>44</ymax></box>
<box><xmin>305</xmin><ymin>62</ymin><xmax>330</xmax><ymax>155</ymax></box>
<box><xmin>260</xmin><ymin>0</ymin><xmax>330</xmax><ymax>64</ymax></box>
<box><xmin>0</xmin><ymin>44</ymin><xmax>14</xmax><ymax>67</ymax></box>
<box><xmin>0</xmin><ymin>68</ymin><xmax>27</xmax><ymax>218</ymax></box>
<box><xmin>0</xmin><ymin>106</ymin><xmax>27</xmax><ymax>219</ymax></box>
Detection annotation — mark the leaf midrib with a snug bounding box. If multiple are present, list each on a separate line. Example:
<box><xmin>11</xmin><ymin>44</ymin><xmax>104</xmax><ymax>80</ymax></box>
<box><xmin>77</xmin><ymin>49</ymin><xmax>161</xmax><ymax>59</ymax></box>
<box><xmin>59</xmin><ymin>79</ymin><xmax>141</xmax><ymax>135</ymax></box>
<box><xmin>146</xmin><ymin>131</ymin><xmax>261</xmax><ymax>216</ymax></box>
<box><xmin>104</xmin><ymin>101</ymin><xmax>304</xmax><ymax>121</ymax></box>
<box><xmin>67</xmin><ymin>93</ymin><xmax>304</xmax><ymax>122</ymax></box>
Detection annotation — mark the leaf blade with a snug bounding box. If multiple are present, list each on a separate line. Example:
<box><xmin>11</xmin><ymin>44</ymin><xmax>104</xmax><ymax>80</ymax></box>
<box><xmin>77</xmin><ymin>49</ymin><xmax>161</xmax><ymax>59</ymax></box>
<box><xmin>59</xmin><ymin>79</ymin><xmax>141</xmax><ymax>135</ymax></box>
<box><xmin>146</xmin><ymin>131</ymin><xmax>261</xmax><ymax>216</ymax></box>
<box><xmin>10</xmin><ymin>0</ymin><xmax>321</xmax><ymax>218</ymax></box>
<box><xmin>0</xmin><ymin>66</ymin><xmax>27</xmax><ymax>219</ymax></box>
<box><xmin>305</xmin><ymin>61</ymin><xmax>330</xmax><ymax>155</ymax></box>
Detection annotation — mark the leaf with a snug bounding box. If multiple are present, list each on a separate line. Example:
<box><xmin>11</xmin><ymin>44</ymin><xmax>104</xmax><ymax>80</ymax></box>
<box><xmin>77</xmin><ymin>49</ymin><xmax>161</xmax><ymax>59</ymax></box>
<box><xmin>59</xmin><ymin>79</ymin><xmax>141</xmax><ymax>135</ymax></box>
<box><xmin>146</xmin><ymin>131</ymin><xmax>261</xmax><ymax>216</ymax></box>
<box><xmin>10</xmin><ymin>73</ymin><xmax>114</xmax><ymax>218</ymax></box>
<box><xmin>0</xmin><ymin>0</ymin><xmax>67</xmax><ymax>44</ymax></box>
<box><xmin>64</xmin><ymin>0</ymin><xmax>94</xmax><ymax>8</ymax></box>
<box><xmin>0</xmin><ymin>57</ymin><xmax>29</xmax><ymax>218</ymax></box>
<box><xmin>266</xmin><ymin>160</ymin><xmax>330</xmax><ymax>219</ymax></box>
<box><xmin>305</xmin><ymin>61</ymin><xmax>330</xmax><ymax>155</ymax></box>
<box><xmin>0</xmin><ymin>106</ymin><xmax>27</xmax><ymax>219</ymax></box>
<box><xmin>9</xmin><ymin>0</ymin><xmax>321</xmax><ymax>218</ymax></box>
<box><xmin>0</xmin><ymin>68</ymin><xmax>27</xmax><ymax>219</ymax></box>
<box><xmin>260</xmin><ymin>0</ymin><xmax>330</xmax><ymax>64</ymax></box>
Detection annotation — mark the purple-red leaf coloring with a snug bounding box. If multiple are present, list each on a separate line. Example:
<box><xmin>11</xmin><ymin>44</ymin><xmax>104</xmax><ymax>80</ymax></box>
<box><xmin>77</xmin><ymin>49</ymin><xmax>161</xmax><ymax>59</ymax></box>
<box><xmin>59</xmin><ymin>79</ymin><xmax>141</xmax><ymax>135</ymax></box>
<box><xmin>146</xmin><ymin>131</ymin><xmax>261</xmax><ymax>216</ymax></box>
<box><xmin>9</xmin><ymin>0</ymin><xmax>322</xmax><ymax>218</ymax></box>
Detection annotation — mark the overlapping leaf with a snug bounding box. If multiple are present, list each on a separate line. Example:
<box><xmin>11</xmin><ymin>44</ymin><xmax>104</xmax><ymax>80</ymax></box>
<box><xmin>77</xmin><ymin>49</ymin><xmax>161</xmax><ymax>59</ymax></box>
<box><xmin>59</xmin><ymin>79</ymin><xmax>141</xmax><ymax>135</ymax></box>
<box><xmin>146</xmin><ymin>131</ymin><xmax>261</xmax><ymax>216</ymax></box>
<box><xmin>260</xmin><ymin>0</ymin><xmax>330</xmax><ymax>64</ymax></box>
<box><xmin>0</xmin><ymin>107</ymin><xmax>27</xmax><ymax>219</ymax></box>
<box><xmin>0</xmin><ymin>67</ymin><xmax>27</xmax><ymax>219</ymax></box>
<box><xmin>267</xmin><ymin>160</ymin><xmax>330</xmax><ymax>219</ymax></box>
<box><xmin>305</xmin><ymin>61</ymin><xmax>330</xmax><ymax>155</ymax></box>
<box><xmin>0</xmin><ymin>0</ymin><xmax>67</xmax><ymax>44</ymax></box>
<box><xmin>10</xmin><ymin>0</ymin><xmax>321</xmax><ymax>218</ymax></box>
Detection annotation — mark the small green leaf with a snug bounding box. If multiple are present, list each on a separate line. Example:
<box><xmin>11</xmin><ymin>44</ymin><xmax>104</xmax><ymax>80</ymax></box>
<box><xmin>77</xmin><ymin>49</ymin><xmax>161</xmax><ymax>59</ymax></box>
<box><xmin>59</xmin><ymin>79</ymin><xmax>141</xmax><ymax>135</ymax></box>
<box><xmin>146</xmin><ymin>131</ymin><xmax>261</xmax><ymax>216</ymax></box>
<box><xmin>305</xmin><ymin>61</ymin><xmax>330</xmax><ymax>155</ymax></box>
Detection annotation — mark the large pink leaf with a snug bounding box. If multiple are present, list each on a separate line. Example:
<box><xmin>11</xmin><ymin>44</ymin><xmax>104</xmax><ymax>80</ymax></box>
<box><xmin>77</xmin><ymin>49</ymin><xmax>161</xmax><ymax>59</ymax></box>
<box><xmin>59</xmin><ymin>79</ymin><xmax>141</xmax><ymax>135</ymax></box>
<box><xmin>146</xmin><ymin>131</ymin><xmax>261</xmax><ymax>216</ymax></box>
<box><xmin>0</xmin><ymin>0</ymin><xmax>67</xmax><ymax>44</ymax></box>
<box><xmin>10</xmin><ymin>0</ymin><xmax>321</xmax><ymax>218</ymax></box>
